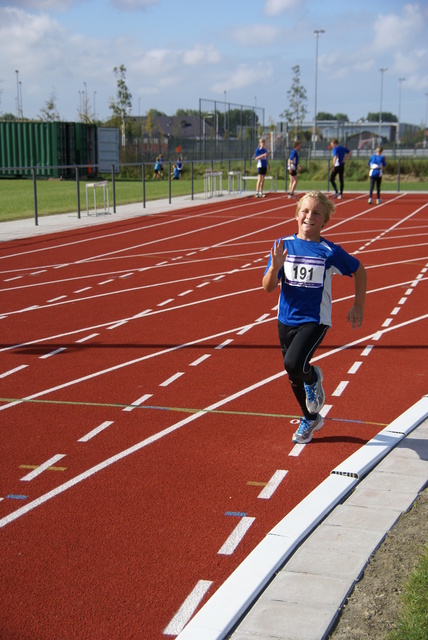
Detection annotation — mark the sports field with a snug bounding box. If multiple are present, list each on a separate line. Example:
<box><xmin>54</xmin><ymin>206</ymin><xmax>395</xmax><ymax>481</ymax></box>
<box><xmin>0</xmin><ymin>192</ymin><xmax>427</xmax><ymax>638</ymax></box>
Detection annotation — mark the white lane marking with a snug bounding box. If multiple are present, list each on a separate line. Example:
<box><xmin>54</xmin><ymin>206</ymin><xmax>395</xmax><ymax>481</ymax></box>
<box><xmin>75</xmin><ymin>333</ymin><xmax>99</xmax><ymax>343</ymax></box>
<box><xmin>361</xmin><ymin>345</ymin><xmax>373</xmax><ymax>356</ymax></box>
<box><xmin>390</xmin><ymin>307</ymin><xmax>401</xmax><ymax>315</ymax></box>
<box><xmin>160</xmin><ymin>372</ymin><xmax>184</xmax><ymax>387</ymax></box>
<box><xmin>218</xmin><ymin>516</ymin><xmax>255</xmax><ymax>555</ymax></box>
<box><xmin>190</xmin><ymin>354</ymin><xmax>211</xmax><ymax>366</ymax></box>
<box><xmin>158</xmin><ymin>298</ymin><xmax>174</xmax><ymax>307</ymax></box>
<box><xmin>197</xmin><ymin>282</ymin><xmax>209</xmax><ymax>288</ymax></box>
<box><xmin>39</xmin><ymin>347</ymin><xmax>66</xmax><ymax>359</ymax></box>
<box><xmin>47</xmin><ymin>295</ymin><xmax>67</xmax><ymax>302</ymax></box>
<box><xmin>258</xmin><ymin>470</ymin><xmax>288</xmax><ymax>500</ymax></box>
<box><xmin>0</xmin><ymin>364</ymin><xmax>28</xmax><ymax>378</ymax></box>
<box><xmin>122</xmin><ymin>394</ymin><xmax>153</xmax><ymax>412</ymax></box>
<box><xmin>237</xmin><ymin>325</ymin><xmax>253</xmax><ymax>336</ymax></box>
<box><xmin>163</xmin><ymin>580</ymin><xmax>213</xmax><ymax>636</ymax></box>
<box><xmin>348</xmin><ymin>361</ymin><xmax>362</xmax><ymax>374</ymax></box>
<box><xmin>74</xmin><ymin>287</ymin><xmax>92</xmax><ymax>293</ymax></box>
<box><xmin>78</xmin><ymin>421</ymin><xmax>114</xmax><ymax>442</ymax></box>
<box><xmin>215</xmin><ymin>339</ymin><xmax>234</xmax><ymax>349</ymax></box>
<box><xmin>398</xmin><ymin>297</ymin><xmax>407</xmax><ymax>305</ymax></box>
<box><xmin>20</xmin><ymin>454</ymin><xmax>66</xmax><ymax>481</ymax></box>
<box><xmin>382</xmin><ymin>318</ymin><xmax>393</xmax><ymax>327</ymax></box>
<box><xmin>107</xmin><ymin>320</ymin><xmax>128</xmax><ymax>330</ymax></box>
<box><xmin>98</xmin><ymin>279</ymin><xmax>114</xmax><ymax>285</ymax></box>
<box><xmin>178</xmin><ymin>290</ymin><xmax>193</xmax><ymax>297</ymax></box>
<box><xmin>256</xmin><ymin>313</ymin><xmax>271</xmax><ymax>322</ymax></box>
<box><xmin>132</xmin><ymin>309</ymin><xmax>152</xmax><ymax>318</ymax></box>
<box><xmin>332</xmin><ymin>381</ymin><xmax>349</xmax><ymax>397</ymax></box>
<box><xmin>289</xmin><ymin>443</ymin><xmax>305</xmax><ymax>457</ymax></box>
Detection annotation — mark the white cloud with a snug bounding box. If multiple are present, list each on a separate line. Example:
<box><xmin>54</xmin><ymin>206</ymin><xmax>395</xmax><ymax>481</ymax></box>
<box><xmin>231</xmin><ymin>24</ymin><xmax>282</xmax><ymax>46</ymax></box>
<box><xmin>109</xmin><ymin>0</ymin><xmax>158</xmax><ymax>10</ymax></box>
<box><xmin>0</xmin><ymin>0</ymin><xmax>77</xmax><ymax>9</ymax></box>
<box><xmin>264</xmin><ymin>0</ymin><xmax>296</xmax><ymax>17</ymax></box>
<box><xmin>373</xmin><ymin>3</ymin><xmax>426</xmax><ymax>51</ymax></box>
<box><xmin>212</xmin><ymin>62</ymin><xmax>272</xmax><ymax>94</ymax></box>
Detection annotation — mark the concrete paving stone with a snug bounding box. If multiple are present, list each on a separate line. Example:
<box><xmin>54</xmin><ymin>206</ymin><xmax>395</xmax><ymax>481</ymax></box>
<box><xmin>345</xmin><ymin>481</ymin><xmax>425</xmax><ymax>511</ymax></box>
<box><xmin>322</xmin><ymin>503</ymin><xmax>401</xmax><ymax>533</ymax></box>
<box><xmin>375</xmin><ymin>453</ymin><xmax>428</xmax><ymax>476</ymax></box>
<box><xmin>283</xmin><ymin>544</ymin><xmax>366</xmax><ymax>580</ymax></box>
<box><xmin>288</xmin><ymin>521</ymin><xmax>386</xmax><ymax>559</ymax></box>
<box><xmin>233</xmin><ymin>599</ymin><xmax>334</xmax><ymax>640</ymax></box>
<box><xmin>352</xmin><ymin>469</ymin><xmax>426</xmax><ymax>495</ymax></box>
<box><xmin>261</xmin><ymin>571</ymin><xmax>350</xmax><ymax>608</ymax></box>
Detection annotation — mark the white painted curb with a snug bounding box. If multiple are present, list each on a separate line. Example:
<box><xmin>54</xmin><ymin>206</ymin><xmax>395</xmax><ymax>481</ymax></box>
<box><xmin>175</xmin><ymin>395</ymin><xmax>428</xmax><ymax>640</ymax></box>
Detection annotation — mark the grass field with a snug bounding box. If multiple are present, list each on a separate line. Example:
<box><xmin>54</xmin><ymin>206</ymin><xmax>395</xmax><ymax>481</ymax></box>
<box><xmin>1</xmin><ymin>160</ymin><xmax>427</xmax><ymax>223</ymax></box>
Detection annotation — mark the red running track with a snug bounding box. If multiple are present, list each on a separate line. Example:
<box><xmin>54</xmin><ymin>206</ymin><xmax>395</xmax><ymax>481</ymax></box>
<box><xmin>0</xmin><ymin>192</ymin><xmax>427</xmax><ymax>639</ymax></box>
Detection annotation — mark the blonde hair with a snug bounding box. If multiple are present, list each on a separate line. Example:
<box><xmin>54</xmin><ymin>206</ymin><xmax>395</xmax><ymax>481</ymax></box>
<box><xmin>296</xmin><ymin>191</ymin><xmax>335</xmax><ymax>222</ymax></box>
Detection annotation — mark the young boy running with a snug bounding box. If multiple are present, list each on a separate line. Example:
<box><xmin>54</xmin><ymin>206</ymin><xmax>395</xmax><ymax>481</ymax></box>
<box><xmin>262</xmin><ymin>191</ymin><xmax>366</xmax><ymax>443</ymax></box>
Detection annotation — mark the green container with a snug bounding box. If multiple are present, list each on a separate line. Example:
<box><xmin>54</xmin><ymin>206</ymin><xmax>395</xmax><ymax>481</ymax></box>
<box><xmin>0</xmin><ymin>121</ymin><xmax>97</xmax><ymax>178</ymax></box>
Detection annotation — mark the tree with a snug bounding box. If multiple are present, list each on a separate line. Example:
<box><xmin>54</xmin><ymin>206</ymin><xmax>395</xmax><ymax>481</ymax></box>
<box><xmin>40</xmin><ymin>89</ymin><xmax>60</xmax><ymax>122</ymax></box>
<box><xmin>280</xmin><ymin>65</ymin><xmax>308</xmax><ymax>139</ymax></box>
<box><xmin>316</xmin><ymin>112</ymin><xmax>349</xmax><ymax>122</ymax></box>
<box><xmin>367</xmin><ymin>111</ymin><xmax>397</xmax><ymax>123</ymax></box>
<box><xmin>109</xmin><ymin>65</ymin><xmax>133</xmax><ymax>145</ymax></box>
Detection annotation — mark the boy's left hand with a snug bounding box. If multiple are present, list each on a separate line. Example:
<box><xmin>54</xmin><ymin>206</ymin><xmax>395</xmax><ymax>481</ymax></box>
<box><xmin>347</xmin><ymin>304</ymin><xmax>364</xmax><ymax>329</ymax></box>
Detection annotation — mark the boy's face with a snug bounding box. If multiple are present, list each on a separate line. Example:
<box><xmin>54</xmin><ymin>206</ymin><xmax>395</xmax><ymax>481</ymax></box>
<box><xmin>295</xmin><ymin>196</ymin><xmax>327</xmax><ymax>242</ymax></box>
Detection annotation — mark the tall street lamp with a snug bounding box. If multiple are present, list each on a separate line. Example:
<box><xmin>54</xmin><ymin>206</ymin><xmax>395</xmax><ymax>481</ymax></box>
<box><xmin>397</xmin><ymin>78</ymin><xmax>405</xmax><ymax>147</ymax></box>
<box><xmin>379</xmin><ymin>67</ymin><xmax>388</xmax><ymax>142</ymax></box>
<box><xmin>313</xmin><ymin>29</ymin><xmax>325</xmax><ymax>155</ymax></box>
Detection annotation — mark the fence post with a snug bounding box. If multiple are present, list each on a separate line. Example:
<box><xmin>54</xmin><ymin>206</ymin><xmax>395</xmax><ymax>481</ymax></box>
<box><xmin>397</xmin><ymin>157</ymin><xmax>401</xmax><ymax>192</ymax></box>
<box><xmin>32</xmin><ymin>167</ymin><xmax>39</xmax><ymax>226</ymax></box>
<box><xmin>168</xmin><ymin>162</ymin><xmax>172</xmax><ymax>204</ymax></box>
<box><xmin>111</xmin><ymin>165</ymin><xmax>116</xmax><ymax>213</ymax></box>
<box><xmin>191</xmin><ymin>161</ymin><xmax>194</xmax><ymax>200</ymax></box>
<box><xmin>75</xmin><ymin>166</ymin><xmax>81</xmax><ymax>218</ymax></box>
<box><xmin>142</xmin><ymin>163</ymin><xmax>146</xmax><ymax>208</ymax></box>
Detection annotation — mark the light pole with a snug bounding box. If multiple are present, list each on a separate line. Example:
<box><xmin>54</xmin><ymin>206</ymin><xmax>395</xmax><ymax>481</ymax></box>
<box><xmin>424</xmin><ymin>92</ymin><xmax>428</xmax><ymax>149</ymax></box>
<box><xmin>313</xmin><ymin>30</ymin><xmax>325</xmax><ymax>155</ymax></box>
<box><xmin>93</xmin><ymin>91</ymin><xmax>97</xmax><ymax>121</ymax></box>
<box><xmin>397</xmin><ymin>78</ymin><xmax>405</xmax><ymax>147</ymax></box>
<box><xmin>379</xmin><ymin>67</ymin><xmax>388</xmax><ymax>142</ymax></box>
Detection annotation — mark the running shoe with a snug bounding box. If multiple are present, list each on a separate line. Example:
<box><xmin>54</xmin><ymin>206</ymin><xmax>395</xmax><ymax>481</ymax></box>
<box><xmin>292</xmin><ymin>414</ymin><xmax>324</xmax><ymax>444</ymax></box>
<box><xmin>304</xmin><ymin>365</ymin><xmax>325</xmax><ymax>414</ymax></box>
<box><xmin>338</xmin><ymin>194</ymin><xmax>342</xmax><ymax>200</ymax></box>
<box><xmin>377</xmin><ymin>198</ymin><xmax>382</xmax><ymax>204</ymax></box>
<box><xmin>368</xmin><ymin>198</ymin><xmax>372</xmax><ymax>204</ymax></box>
<box><xmin>332</xmin><ymin>193</ymin><xmax>339</xmax><ymax>199</ymax></box>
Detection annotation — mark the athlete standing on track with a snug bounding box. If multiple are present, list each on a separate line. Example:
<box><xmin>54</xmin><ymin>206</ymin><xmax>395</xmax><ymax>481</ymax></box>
<box><xmin>262</xmin><ymin>190</ymin><xmax>367</xmax><ymax>444</ymax></box>
<box><xmin>329</xmin><ymin>139</ymin><xmax>351</xmax><ymax>199</ymax></box>
<box><xmin>254</xmin><ymin>138</ymin><xmax>269</xmax><ymax>198</ymax></box>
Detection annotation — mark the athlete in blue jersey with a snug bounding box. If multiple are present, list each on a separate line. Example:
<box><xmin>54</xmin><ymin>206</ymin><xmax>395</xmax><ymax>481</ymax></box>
<box><xmin>263</xmin><ymin>191</ymin><xmax>366</xmax><ymax>443</ymax></box>
<box><xmin>254</xmin><ymin>138</ymin><xmax>269</xmax><ymax>198</ymax></box>
<box><xmin>330</xmin><ymin>139</ymin><xmax>351</xmax><ymax>199</ymax></box>
<box><xmin>287</xmin><ymin>141</ymin><xmax>302</xmax><ymax>198</ymax></box>
<box><xmin>368</xmin><ymin>146</ymin><xmax>386</xmax><ymax>204</ymax></box>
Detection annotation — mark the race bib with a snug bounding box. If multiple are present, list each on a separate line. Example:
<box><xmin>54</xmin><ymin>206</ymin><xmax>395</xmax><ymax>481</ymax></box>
<box><xmin>257</xmin><ymin>160</ymin><xmax>262</xmax><ymax>168</ymax></box>
<box><xmin>284</xmin><ymin>255</ymin><xmax>325</xmax><ymax>288</ymax></box>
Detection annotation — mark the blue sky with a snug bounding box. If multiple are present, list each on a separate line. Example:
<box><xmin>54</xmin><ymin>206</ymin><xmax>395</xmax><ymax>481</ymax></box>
<box><xmin>0</xmin><ymin>0</ymin><xmax>427</xmax><ymax>126</ymax></box>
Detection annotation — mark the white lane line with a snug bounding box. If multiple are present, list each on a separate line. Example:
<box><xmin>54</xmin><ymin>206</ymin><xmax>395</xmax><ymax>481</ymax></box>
<box><xmin>258</xmin><ymin>470</ymin><xmax>288</xmax><ymax>500</ymax></box>
<box><xmin>361</xmin><ymin>345</ymin><xmax>373</xmax><ymax>356</ymax></box>
<box><xmin>348</xmin><ymin>361</ymin><xmax>362</xmax><ymax>374</ymax></box>
<box><xmin>215</xmin><ymin>339</ymin><xmax>234</xmax><ymax>349</ymax></box>
<box><xmin>39</xmin><ymin>347</ymin><xmax>66</xmax><ymax>359</ymax></box>
<box><xmin>390</xmin><ymin>307</ymin><xmax>401</xmax><ymax>315</ymax></box>
<box><xmin>132</xmin><ymin>309</ymin><xmax>152</xmax><ymax>318</ymax></box>
<box><xmin>75</xmin><ymin>333</ymin><xmax>99</xmax><ymax>343</ymax></box>
<box><xmin>398</xmin><ymin>297</ymin><xmax>407</xmax><ymax>305</ymax></box>
<box><xmin>74</xmin><ymin>287</ymin><xmax>92</xmax><ymax>293</ymax></box>
<box><xmin>382</xmin><ymin>318</ymin><xmax>393</xmax><ymax>327</ymax></box>
<box><xmin>98</xmin><ymin>279</ymin><xmax>114</xmax><ymax>285</ymax></box>
<box><xmin>20</xmin><ymin>454</ymin><xmax>66</xmax><ymax>481</ymax></box>
<box><xmin>256</xmin><ymin>313</ymin><xmax>271</xmax><ymax>322</ymax></box>
<box><xmin>0</xmin><ymin>364</ymin><xmax>28</xmax><ymax>378</ymax></box>
<box><xmin>178</xmin><ymin>290</ymin><xmax>193</xmax><ymax>297</ymax></box>
<box><xmin>78</xmin><ymin>421</ymin><xmax>114</xmax><ymax>442</ymax></box>
<box><xmin>190</xmin><ymin>354</ymin><xmax>211</xmax><ymax>366</ymax></box>
<box><xmin>122</xmin><ymin>394</ymin><xmax>153</xmax><ymax>412</ymax></box>
<box><xmin>372</xmin><ymin>331</ymin><xmax>383</xmax><ymax>341</ymax></box>
<box><xmin>332</xmin><ymin>381</ymin><xmax>349</xmax><ymax>397</ymax></box>
<box><xmin>289</xmin><ymin>443</ymin><xmax>305</xmax><ymax>457</ymax></box>
<box><xmin>237</xmin><ymin>325</ymin><xmax>253</xmax><ymax>336</ymax></box>
<box><xmin>197</xmin><ymin>282</ymin><xmax>209</xmax><ymax>288</ymax></box>
<box><xmin>4</xmin><ymin>276</ymin><xmax>23</xmax><ymax>282</ymax></box>
<box><xmin>47</xmin><ymin>295</ymin><xmax>67</xmax><ymax>302</ymax></box>
<box><xmin>160</xmin><ymin>372</ymin><xmax>184</xmax><ymax>387</ymax></box>
<box><xmin>107</xmin><ymin>320</ymin><xmax>128</xmax><ymax>330</ymax></box>
<box><xmin>163</xmin><ymin>580</ymin><xmax>213</xmax><ymax>636</ymax></box>
<box><xmin>218</xmin><ymin>516</ymin><xmax>255</xmax><ymax>555</ymax></box>
<box><xmin>158</xmin><ymin>298</ymin><xmax>174</xmax><ymax>307</ymax></box>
